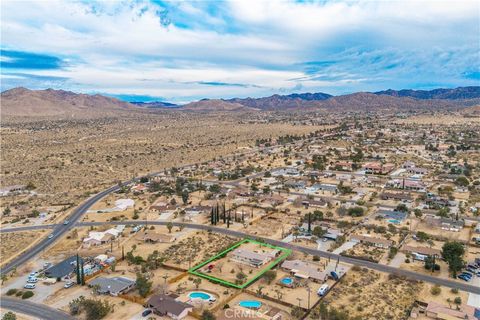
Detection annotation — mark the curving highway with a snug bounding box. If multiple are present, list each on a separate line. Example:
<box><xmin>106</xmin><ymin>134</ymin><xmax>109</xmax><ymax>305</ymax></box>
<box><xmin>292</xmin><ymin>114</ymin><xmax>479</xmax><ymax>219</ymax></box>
<box><xmin>0</xmin><ymin>184</ymin><xmax>122</xmax><ymax>274</ymax></box>
<box><xmin>0</xmin><ymin>296</ymin><xmax>74</xmax><ymax>320</ymax></box>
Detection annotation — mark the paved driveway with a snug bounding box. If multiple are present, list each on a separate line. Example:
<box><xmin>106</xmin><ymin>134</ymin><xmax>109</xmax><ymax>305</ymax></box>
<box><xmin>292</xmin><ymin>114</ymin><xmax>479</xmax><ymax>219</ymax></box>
<box><xmin>332</xmin><ymin>240</ymin><xmax>356</xmax><ymax>254</ymax></box>
<box><xmin>388</xmin><ymin>252</ymin><xmax>406</xmax><ymax>268</ymax></box>
<box><xmin>467</xmin><ymin>276</ymin><xmax>480</xmax><ymax>308</ymax></box>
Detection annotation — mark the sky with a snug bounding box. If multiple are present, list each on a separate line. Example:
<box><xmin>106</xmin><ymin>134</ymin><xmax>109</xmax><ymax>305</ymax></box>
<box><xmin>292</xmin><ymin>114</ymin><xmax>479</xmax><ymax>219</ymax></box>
<box><xmin>1</xmin><ymin>0</ymin><xmax>479</xmax><ymax>103</ymax></box>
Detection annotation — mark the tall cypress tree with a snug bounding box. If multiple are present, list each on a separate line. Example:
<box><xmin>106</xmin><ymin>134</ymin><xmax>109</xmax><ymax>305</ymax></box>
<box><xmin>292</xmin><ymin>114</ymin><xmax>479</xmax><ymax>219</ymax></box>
<box><xmin>80</xmin><ymin>259</ymin><xmax>85</xmax><ymax>285</ymax></box>
<box><xmin>308</xmin><ymin>212</ymin><xmax>312</xmax><ymax>233</ymax></box>
<box><xmin>76</xmin><ymin>254</ymin><xmax>81</xmax><ymax>284</ymax></box>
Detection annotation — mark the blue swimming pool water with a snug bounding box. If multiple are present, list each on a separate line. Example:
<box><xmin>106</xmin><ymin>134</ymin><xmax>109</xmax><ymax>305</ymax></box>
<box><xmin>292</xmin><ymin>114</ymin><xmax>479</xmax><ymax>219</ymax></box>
<box><xmin>388</xmin><ymin>219</ymin><xmax>401</xmax><ymax>224</ymax></box>
<box><xmin>189</xmin><ymin>292</ymin><xmax>211</xmax><ymax>300</ymax></box>
<box><xmin>239</xmin><ymin>300</ymin><xmax>262</xmax><ymax>309</ymax></box>
<box><xmin>281</xmin><ymin>277</ymin><xmax>293</xmax><ymax>285</ymax></box>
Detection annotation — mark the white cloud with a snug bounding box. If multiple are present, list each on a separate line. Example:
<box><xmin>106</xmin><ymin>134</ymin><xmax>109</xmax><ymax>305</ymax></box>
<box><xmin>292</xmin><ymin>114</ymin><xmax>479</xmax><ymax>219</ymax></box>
<box><xmin>1</xmin><ymin>0</ymin><xmax>478</xmax><ymax>102</ymax></box>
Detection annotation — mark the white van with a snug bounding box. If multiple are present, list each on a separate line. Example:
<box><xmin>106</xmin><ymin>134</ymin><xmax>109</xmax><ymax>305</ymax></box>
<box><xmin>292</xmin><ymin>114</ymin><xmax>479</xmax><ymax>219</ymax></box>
<box><xmin>317</xmin><ymin>284</ymin><xmax>329</xmax><ymax>296</ymax></box>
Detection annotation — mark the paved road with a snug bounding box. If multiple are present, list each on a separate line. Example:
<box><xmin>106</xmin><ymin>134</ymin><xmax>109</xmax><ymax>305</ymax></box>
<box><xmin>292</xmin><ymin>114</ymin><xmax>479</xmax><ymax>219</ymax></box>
<box><xmin>15</xmin><ymin>219</ymin><xmax>472</xmax><ymax>295</ymax></box>
<box><xmin>0</xmin><ymin>296</ymin><xmax>74</xmax><ymax>320</ymax></box>
<box><xmin>0</xmin><ymin>184</ymin><xmax>121</xmax><ymax>274</ymax></box>
<box><xmin>2</xmin><ymin>219</ymin><xmax>480</xmax><ymax>294</ymax></box>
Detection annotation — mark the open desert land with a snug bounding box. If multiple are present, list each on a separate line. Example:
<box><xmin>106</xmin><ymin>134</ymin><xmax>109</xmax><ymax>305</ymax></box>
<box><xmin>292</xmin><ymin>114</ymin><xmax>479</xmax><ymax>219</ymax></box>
<box><xmin>1</xmin><ymin>111</ymin><xmax>320</xmax><ymax>212</ymax></box>
<box><xmin>394</xmin><ymin>114</ymin><xmax>480</xmax><ymax>125</ymax></box>
<box><xmin>316</xmin><ymin>267</ymin><xmax>422</xmax><ymax>320</ymax></box>
<box><xmin>0</xmin><ymin>230</ymin><xmax>48</xmax><ymax>268</ymax></box>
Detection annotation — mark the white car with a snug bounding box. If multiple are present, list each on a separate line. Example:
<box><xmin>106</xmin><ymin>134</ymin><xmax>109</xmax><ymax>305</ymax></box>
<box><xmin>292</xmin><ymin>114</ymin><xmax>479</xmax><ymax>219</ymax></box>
<box><xmin>64</xmin><ymin>281</ymin><xmax>75</xmax><ymax>288</ymax></box>
<box><xmin>29</xmin><ymin>272</ymin><xmax>38</xmax><ymax>277</ymax></box>
<box><xmin>27</xmin><ymin>278</ymin><xmax>38</xmax><ymax>283</ymax></box>
<box><xmin>48</xmin><ymin>234</ymin><xmax>54</xmax><ymax>239</ymax></box>
<box><xmin>317</xmin><ymin>284</ymin><xmax>329</xmax><ymax>296</ymax></box>
<box><xmin>24</xmin><ymin>283</ymin><xmax>36</xmax><ymax>289</ymax></box>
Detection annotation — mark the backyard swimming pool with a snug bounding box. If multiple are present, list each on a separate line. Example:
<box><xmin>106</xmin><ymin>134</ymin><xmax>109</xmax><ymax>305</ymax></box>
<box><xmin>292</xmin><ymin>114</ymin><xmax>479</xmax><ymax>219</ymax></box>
<box><xmin>239</xmin><ymin>300</ymin><xmax>262</xmax><ymax>309</ymax></box>
<box><xmin>388</xmin><ymin>219</ymin><xmax>401</xmax><ymax>224</ymax></box>
<box><xmin>280</xmin><ymin>277</ymin><xmax>293</xmax><ymax>285</ymax></box>
<box><xmin>189</xmin><ymin>292</ymin><xmax>214</xmax><ymax>301</ymax></box>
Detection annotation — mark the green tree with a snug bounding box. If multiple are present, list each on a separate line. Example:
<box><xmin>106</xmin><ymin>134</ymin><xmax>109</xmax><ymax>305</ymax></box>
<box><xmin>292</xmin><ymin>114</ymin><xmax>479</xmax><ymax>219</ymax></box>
<box><xmin>347</xmin><ymin>206</ymin><xmax>364</xmax><ymax>217</ymax></box>
<box><xmin>209</xmin><ymin>184</ymin><xmax>221</xmax><ymax>193</ymax></box>
<box><xmin>262</xmin><ymin>270</ymin><xmax>277</xmax><ymax>284</ymax></box>
<box><xmin>454</xmin><ymin>297</ymin><xmax>462</xmax><ymax>306</ymax></box>
<box><xmin>455</xmin><ymin>176</ymin><xmax>470</xmax><ymax>187</ymax></box>
<box><xmin>416</xmin><ymin>231</ymin><xmax>430</xmax><ymax>242</ymax></box>
<box><xmin>200</xmin><ymin>310</ymin><xmax>216</xmax><ymax>320</ymax></box>
<box><xmin>181</xmin><ymin>190</ymin><xmax>189</xmax><ymax>205</ymax></box>
<box><xmin>2</xmin><ymin>312</ymin><xmax>16</xmax><ymax>320</ymax></box>
<box><xmin>414</xmin><ymin>209</ymin><xmax>422</xmax><ymax>218</ymax></box>
<box><xmin>166</xmin><ymin>222</ymin><xmax>173</xmax><ymax>233</ymax></box>
<box><xmin>3</xmin><ymin>207</ymin><xmax>11</xmax><ymax>216</ymax></box>
<box><xmin>1</xmin><ymin>274</ymin><xmax>8</xmax><ymax>285</ymax></box>
<box><xmin>136</xmin><ymin>273</ymin><xmax>153</xmax><ymax>298</ymax></box>
<box><xmin>442</xmin><ymin>241</ymin><xmax>465</xmax><ymax>277</ymax></box>
<box><xmin>312</xmin><ymin>226</ymin><xmax>327</xmax><ymax>238</ymax></box>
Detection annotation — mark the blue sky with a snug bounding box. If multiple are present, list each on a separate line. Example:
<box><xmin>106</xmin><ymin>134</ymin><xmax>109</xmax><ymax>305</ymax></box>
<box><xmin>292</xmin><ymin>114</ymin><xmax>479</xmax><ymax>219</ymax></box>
<box><xmin>1</xmin><ymin>0</ymin><xmax>479</xmax><ymax>103</ymax></box>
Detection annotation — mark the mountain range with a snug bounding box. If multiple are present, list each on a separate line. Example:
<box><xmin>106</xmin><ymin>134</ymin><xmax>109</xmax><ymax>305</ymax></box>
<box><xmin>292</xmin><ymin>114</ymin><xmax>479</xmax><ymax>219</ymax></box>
<box><xmin>1</xmin><ymin>86</ymin><xmax>479</xmax><ymax>117</ymax></box>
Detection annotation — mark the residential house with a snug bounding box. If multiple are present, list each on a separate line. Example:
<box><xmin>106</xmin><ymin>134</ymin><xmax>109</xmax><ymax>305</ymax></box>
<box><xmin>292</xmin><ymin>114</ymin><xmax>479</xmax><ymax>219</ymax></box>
<box><xmin>424</xmin><ymin>301</ymin><xmax>478</xmax><ymax>320</ymax></box>
<box><xmin>281</xmin><ymin>260</ymin><xmax>328</xmax><ymax>283</ymax></box>
<box><xmin>83</xmin><ymin>228</ymin><xmax>121</xmax><ymax>248</ymax></box>
<box><xmin>89</xmin><ymin>276</ymin><xmax>136</xmax><ymax>296</ymax></box>
<box><xmin>0</xmin><ymin>185</ymin><xmax>27</xmax><ymax>197</ymax></box>
<box><xmin>146</xmin><ymin>294</ymin><xmax>193</xmax><ymax>320</ymax></box>
<box><xmin>136</xmin><ymin>231</ymin><xmax>176</xmax><ymax>243</ymax></box>
<box><xmin>363</xmin><ymin>162</ymin><xmax>395</xmax><ymax>175</ymax></box>
<box><xmin>45</xmin><ymin>255</ymin><xmax>83</xmax><ymax>280</ymax></box>
<box><xmin>425</xmin><ymin>215</ymin><xmax>464</xmax><ymax>232</ymax></box>
<box><xmin>350</xmin><ymin>234</ymin><xmax>393</xmax><ymax>248</ymax></box>
<box><xmin>333</xmin><ymin>161</ymin><xmax>354</xmax><ymax>171</ymax></box>
<box><xmin>380</xmin><ymin>192</ymin><xmax>413</xmax><ymax>202</ymax></box>
<box><xmin>83</xmin><ymin>232</ymin><xmax>113</xmax><ymax>247</ymax></box>
<box><xmin>230</xmin><ymin>249</ymin><xmax>275</xmax><ymax>268</ymax></box>
<box><xmin>376</xmin><ymin>209</ymin><xmax>408</xmax><ymax>223</ymax></box>
<box><xmin>401</xmin><ymin>245</ymin><xmax>441</xmax><ymax>258</ymax></box>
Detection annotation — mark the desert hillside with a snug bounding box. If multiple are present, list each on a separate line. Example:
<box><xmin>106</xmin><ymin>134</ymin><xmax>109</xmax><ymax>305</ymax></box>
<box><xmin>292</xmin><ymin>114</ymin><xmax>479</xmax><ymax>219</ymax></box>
<box><xmin>1</xmin><ymin>87</ymin><xmax>135</xmax><ymax>117</ymax></box>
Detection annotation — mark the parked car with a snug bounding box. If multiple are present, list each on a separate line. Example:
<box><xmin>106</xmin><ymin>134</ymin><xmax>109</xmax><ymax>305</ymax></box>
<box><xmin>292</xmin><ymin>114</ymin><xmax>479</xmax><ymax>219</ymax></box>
<box><xmin>317</xmin><ymin>284</ymin><xmax>329</xmax><ymax>296</ymax></box>
<box><xmin>43</xmin><ymin>262</ymin><xmax>52</xmax><ymax>269</ymax></box>
<box><xmin>48</xmin><ymin>234</ymin><xmax>54</xmax><ymax>239</ymax></box>
<box><xmin>142</xmin><ymin>310</ymin><xmax>152</xmax><ymax>317</ymax></box>
<box><xmin>63</xmin><ymin>220</ymin><xmax>70</xmax><ymax>225</ymax></box>
<box><xmin>330</xmin><ymin>271</ymin><xmax>339</xmax><ymax>281</ymax></box>
<box><xmin>27</xmin><ymin>278</ymin><xmax>38</xmax><ymax>283</ymax></box>
<box><xmin>458</xmin><ymin>272</ymin><xmax>472</xmax><ymax>281</ymax></box>
<box><xmin>466</xmin><ymin>267</ymin><xmax>477</xmax><ymax>274</ymax></box>
<box><xmin>64</xmin><ymin>281</ymin><xmax>75</xmax><ymax>289</ymax></box>
<box><xmin>29</xmin><ymin>272</ymin><xmax>38</xmax><ymax>277</ymax></box>
<box><xmin>458</xmin><ymin>274</ymin><xmax>471</xmax><ymax>282</ymax></box>
<box><xmin>24</xmin><ymin>283</ymin><xmax>36</xmax><ymax>289</ymax></box>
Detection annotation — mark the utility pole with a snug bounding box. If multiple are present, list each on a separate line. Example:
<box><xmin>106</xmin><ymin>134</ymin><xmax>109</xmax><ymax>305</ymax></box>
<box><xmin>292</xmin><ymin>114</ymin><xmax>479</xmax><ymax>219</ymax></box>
<box><xmin>296</xmin><ymin>297</ymin><xmax>302</xmax><ymax>308</ymax></box>
<box><xmin>162</xmin><ymin>274</ymin><xmax>169</xmax><ymax>294</ymax></box>
<box><xmin>306</xmin><ymin>286</ymin><xmax>311</xmax><ymax>309</ymax></box>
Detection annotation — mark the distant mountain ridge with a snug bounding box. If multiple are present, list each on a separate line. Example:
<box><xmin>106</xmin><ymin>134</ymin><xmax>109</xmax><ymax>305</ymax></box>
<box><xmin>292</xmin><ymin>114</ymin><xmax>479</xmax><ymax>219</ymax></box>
<box><xmin>131</xmin><ymin>101</ymin><xmax>178</xmax><ymax>108</ymax></box>
<box><xmin>1</xmin><ymin>86</ymin><xmax>479</xmax><ymax>117</ymax></box>
<box><xmin>224</xmin><ymin>86</ymin><xmax>480</xmax><ymax>111</ymax></box>
<box><xmin>374</xmin><ymin>86</ymin><xmax>480</xmax><ymax>100</ymax></box>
